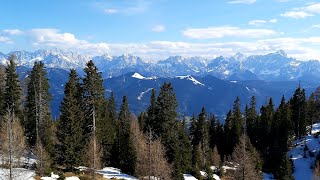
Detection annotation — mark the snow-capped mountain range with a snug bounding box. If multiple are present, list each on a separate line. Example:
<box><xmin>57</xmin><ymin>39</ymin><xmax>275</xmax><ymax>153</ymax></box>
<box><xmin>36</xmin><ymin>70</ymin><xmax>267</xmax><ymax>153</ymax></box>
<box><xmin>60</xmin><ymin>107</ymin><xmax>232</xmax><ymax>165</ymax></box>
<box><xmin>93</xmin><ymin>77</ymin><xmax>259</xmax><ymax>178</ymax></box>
<box><xmin>1</xmin><ymin>49</ymin><xmax>320</xmax><ymax>82</ymax></box>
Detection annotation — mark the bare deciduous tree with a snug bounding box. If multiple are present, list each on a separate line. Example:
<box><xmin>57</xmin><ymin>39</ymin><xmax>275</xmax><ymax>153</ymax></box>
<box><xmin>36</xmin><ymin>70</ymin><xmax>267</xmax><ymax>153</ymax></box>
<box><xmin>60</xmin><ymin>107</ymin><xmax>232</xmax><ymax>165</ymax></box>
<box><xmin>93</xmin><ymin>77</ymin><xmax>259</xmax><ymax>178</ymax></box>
<box><xmin>131</xmin><ymin>118</ymin><xmax>172</xmax><ymax>180</ymax></box>
<box><xmin>83</xmin><ymin>135</ymin><xmax>102</xmax><ymax>179</ymax></box>
<box><xmin>231</xmin><ymin>134</ymin><xmax>261</xmax><ymax>180</ymax></box>
<box><xmin>0</xmin><ymin>109</ymin><xmax>26</xmax><ymax>180</ymax></box>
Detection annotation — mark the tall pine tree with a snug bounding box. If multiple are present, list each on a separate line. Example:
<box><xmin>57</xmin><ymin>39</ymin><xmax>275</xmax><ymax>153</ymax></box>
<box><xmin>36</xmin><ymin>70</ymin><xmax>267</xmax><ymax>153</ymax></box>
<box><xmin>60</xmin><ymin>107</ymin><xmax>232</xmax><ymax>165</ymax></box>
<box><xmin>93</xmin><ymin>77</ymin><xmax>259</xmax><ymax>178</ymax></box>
<box><xmin>291</xmin><ymin>85</ymin><xmax>307</xmax><ymax>139</ymax></box>
<box><xmin>114</xmin><ymin>96</ymin><xmax>137</xmax><ymax>175</ymax></box>
<box><xmin>4</xmin><ymin>55</ymin><xmax>22</xmax><ymax>116</ymax></box>
<box><xmin>25</xmin><ymin>61</ymin><xmax>54</xmax><ymax>153</ymax></box>
<box><xmin>56</xmin><ymin>69</ymin><xmax>84</xmax><ymax>169</ymax></box>
<box><xmin>0</xmin><ymin>65</ymin><xmax>5</xmax><ymax>117</ymax></box>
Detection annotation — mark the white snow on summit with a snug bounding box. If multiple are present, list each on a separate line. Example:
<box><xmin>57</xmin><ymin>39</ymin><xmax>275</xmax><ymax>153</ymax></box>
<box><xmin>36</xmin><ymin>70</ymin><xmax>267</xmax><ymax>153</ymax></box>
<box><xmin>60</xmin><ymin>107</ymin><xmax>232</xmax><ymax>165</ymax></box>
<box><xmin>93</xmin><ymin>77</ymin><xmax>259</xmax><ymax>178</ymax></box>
<box><xmin>132</xmin><ymin>73</ymin><xmax>157</xmax><ymax>80</ymax></box>
<box><xmin>176</xmin><ymin>75</ymin><xmax>205</xmax><ymax>86</ymax></box>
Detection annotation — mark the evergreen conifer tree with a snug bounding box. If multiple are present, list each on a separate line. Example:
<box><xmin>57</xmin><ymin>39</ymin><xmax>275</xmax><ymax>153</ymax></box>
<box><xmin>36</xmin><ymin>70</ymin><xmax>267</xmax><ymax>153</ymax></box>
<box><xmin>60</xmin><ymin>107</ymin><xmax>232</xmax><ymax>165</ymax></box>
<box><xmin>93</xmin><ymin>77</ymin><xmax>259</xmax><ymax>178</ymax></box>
<box><xmin>56</xmin><ymin>69</ymin><xmax>84</xmax><ymax>169</ymax></box>
<box><xmin>4</xmin><ymin>55</ymin><xmax>22</xmax><ymax>117</ymax></box>
<box><xmin>291</xmin><ymin>85</ymin><xmax>307</xmax><ymax>139</ymax></box>
<box><xmin>112</xmin><ymin>96</ymin><xmax>137</xmax><ymax>175</ymax></box>
<box><xmin>25</xmin><ymin>61</ymin><xmax>54</xmax><ymax>156</ymax></box>
<box><xmin>0</xmin><ymin>65</ymin><xmax>6</xmax><ymax>117</ymax></box>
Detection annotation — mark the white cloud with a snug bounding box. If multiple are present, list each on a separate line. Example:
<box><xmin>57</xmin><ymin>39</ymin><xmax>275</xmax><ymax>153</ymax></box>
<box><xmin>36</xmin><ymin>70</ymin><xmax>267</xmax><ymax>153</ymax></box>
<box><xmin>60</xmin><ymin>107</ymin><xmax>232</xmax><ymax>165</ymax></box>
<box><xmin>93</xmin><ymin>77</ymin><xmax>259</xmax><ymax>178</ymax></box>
<box><xmin>102</xmin><ymin>37</ymin><xmax>320</xmax><ymax>61</ymax></box>
<box><xmin>100</xmin><ymin>0</ymin><xmax>151</xmax><ymax>15</ymax></box>
<box><xmin>281</xmin><ymin>11</ymin><xmax>313</xmax><ymax>19</ymax></box>
<box><xmin>249</xmin><ymin>19</ymin><xmax>277</xmax><ymax>26</ymax></box>
<box><xmin>0</xmin><ymin>36</ymin><xmax>12</xmax><ymax>43</ymax></box>
<box><xmin>182</xmin><ymin>26</ymin><xmax>278</xmax><ymax>39</ymax></box>
<box><xmin>2</xmin><ymin>29</ymin><xmax>23</xmax><ymax>35</ymax></box>
<box><xmin>276</xmin><ymin>0</ymin><xmax>290</xmax><ymax>2</ymax></box>
<box><xmin>269</xmin><ymin>19</ymin><xmax>278</xmax><ymax>23</ymax></box>
<box><xmin>152</xmin><ymin>25</ymin><xmax>166</xmax><ymax>32</ymax></box>
<box><xmin>228</xmin><ymin>0</ymin><xmax>256</xmax><ymax>4</ymax></box>
<box><xmin>29</xmin><ymin>29</ymin><xmax>109</xmax><ymax>54</ymax></box>
<box><xmin>281</xmin><ymin>3</ymin><xmax>320</xmax><ymax>19</ymax></box>
<box><xmin>104</xmin><ymin>9</ymin><xmax>119</xmax><ymax>14</ymax></box>
<box><xmin>304</xmin><ymin>3</ymin><xmax>320</xmax><ymax>14</ymax></box>
<box><xmin>312</xmin><ymin>24</ymin><xmax>320</xmax><ymax>28</ymax></box>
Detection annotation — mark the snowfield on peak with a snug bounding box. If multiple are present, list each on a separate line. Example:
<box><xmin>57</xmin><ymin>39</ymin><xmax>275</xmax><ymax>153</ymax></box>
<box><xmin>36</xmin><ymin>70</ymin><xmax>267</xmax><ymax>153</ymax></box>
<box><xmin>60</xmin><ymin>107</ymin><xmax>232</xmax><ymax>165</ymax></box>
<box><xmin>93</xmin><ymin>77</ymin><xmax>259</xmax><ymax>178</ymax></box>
<box><xmin>132</xmin><ymin>73</ymin><xmax>157</xmax><ymax>80</ymax></box>
<box><xmin>176</xmin><ymin>75</ymin><xmax>205</xmax><ymax>86</ymax></box>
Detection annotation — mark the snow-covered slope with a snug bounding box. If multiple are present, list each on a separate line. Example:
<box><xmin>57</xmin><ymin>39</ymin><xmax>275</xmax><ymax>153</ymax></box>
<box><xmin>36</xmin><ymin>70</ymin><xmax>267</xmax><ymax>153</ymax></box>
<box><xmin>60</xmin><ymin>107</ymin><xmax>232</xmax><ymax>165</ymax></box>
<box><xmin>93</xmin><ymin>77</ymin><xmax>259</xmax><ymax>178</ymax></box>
<box><xmin>289</xmin><ymin>123</ymin><xmax>320</xmax><ymax>180</ymax></box>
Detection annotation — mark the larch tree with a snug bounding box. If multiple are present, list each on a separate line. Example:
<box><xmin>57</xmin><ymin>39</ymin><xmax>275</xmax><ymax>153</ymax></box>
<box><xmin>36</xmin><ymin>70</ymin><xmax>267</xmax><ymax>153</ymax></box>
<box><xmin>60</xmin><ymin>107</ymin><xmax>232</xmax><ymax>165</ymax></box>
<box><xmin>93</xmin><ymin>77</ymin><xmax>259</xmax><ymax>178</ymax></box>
<box><xmin>0</xmin><ymin>109</ymin><xmax>26</xmax><ymax>180</ymax></box>
<box><xmin>132</xmin><ymin>117</ymin><xmax>172</xmax><ymax>180</ymax></box>
<box><xmin>232</xmin><ymin>134</ymin><xmax>261</xmax><ymax>180</ymax></box>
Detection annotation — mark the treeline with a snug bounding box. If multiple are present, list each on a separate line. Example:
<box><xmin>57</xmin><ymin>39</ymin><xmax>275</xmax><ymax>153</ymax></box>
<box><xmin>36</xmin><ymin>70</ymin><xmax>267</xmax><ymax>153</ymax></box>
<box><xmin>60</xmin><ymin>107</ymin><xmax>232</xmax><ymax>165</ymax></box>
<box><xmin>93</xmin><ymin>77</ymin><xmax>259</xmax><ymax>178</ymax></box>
<box><xmin>0</xmin><ymin>55</ymin><xmax>320</xmax><ymax>179</ymax></box>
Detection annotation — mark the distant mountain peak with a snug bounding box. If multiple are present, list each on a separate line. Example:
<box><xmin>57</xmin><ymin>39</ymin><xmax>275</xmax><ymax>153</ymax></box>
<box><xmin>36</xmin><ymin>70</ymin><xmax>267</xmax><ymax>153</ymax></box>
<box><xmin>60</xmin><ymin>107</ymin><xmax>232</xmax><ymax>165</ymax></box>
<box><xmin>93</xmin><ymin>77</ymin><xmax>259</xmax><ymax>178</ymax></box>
<box><xmin>234</xmin><ymin>52</ymin><xmax>246</xmax><ymax>61</ymax></box>
<box><xmin>275</xmin><ymin>50</ymin><xmax>287</xmax><ymax>57</ymax></box>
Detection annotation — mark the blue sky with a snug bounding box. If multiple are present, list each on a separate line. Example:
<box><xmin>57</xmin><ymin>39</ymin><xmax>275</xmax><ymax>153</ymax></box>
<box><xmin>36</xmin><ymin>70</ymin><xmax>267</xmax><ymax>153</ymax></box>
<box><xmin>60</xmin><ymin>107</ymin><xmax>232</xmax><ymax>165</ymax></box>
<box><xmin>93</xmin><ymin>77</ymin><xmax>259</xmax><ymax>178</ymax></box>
<box><xmin>0</xmin><ymin>0</ymin><xmax>320</xmax><ymax>60</ymax></box>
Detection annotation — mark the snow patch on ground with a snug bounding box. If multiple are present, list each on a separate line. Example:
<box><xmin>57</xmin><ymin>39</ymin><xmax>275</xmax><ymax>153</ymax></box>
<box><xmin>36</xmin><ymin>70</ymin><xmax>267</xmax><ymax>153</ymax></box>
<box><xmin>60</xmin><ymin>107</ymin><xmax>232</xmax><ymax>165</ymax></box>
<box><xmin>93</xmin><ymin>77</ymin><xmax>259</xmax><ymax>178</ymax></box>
<box><xmin>0</xmin><ymin>168</ymin><xmax>35</xmax><ymax>180</ymax></box>
<box><xmin>66</xmin><ymin>177</ymin><xmax>80</xmax><ymax>180</ymax></box>
<box><xmin>176</xmin><ymin>75</ymin><xmax>205</xmax><ymax>86</ymax></box>
<box><xmin>137</xmin><ymin>88</ymin><xmax>153</xmax><ymax>100</ymax></box>
<box><xmin>97</xmin><ymin>167</ymin><xmax>138</xmax><ymax>180</ymax></box>
<box><xmin>289</xmin><ymin>122</ymin><xmax>320</xmax><ymax>180</ymax></box>
<box><xmin>183</xmin><ymin>174</ymin><xmax>198</xmax><ymax>180</ymax></box>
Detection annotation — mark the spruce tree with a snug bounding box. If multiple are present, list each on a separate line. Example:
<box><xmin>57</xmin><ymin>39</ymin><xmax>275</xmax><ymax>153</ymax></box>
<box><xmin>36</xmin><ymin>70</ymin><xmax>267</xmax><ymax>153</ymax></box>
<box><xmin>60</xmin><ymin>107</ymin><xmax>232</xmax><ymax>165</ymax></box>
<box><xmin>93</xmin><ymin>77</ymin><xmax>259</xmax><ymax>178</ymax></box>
<box><xmin>173</xmin><ymin>120</ymin><xmax>192</xmax><ymax>179</ymax></box>
<box><xmin>208</xmin><ymin>113</ymin><xmax>216</xmax><ymax>149</ymax></box>
<box><xmin>276</xmin><ymin>155</ymin><xmax>294</xmax><ymax>180</ymax></box>
<box><xmin>112</xmin><ymin>96</ymin><xmax>136</xmax><ymax>175</ymax></box>
<box><xmin>291</xmin><ymin>85</ymin><xmax>307</xmax><ymax>139</ymax></box>
<box><xmin>144</xmin><ymin>88</ymin><xmax>157</xmax><ymax>133</ymax></box>
<box><xmin>82</xmin><ymin>60</ymin><xmax>112</xmax><ymax>166</ymax></box>
<box><xmin>154</xmin><ymin>82</ymin><xmax>179</xmax><ymax>163</ymax></box>
<box><xmin>82</xmin><ymin>60</ymin><xmax>106</xmax><ymax>138</ymax></box>
<box><xmin>223</xmin><ymin>110</ymin><xmax>233</xmax><ymax>157</ymax></box>
<box><xmin>108</xmin><ymin>91</ymin><xmax>117</xmax><ymax>126</ymax></box>
<box><xmin>0</xmin><ymin>65</ymin><xmax>5</xmax><ymax>117</ymax></box>
<box><xmin>56</xmin><ymin>69</ymin><xmax>84</xmax><ymax>169</ymax></box>
<box><xmin>246</xmin><ymin>96</ymin><xmax>257</xmax><ymax>146</ymax></box>
<box><xmin>25</xmin><ymin>61</ymin><xmax>54</xmax><ymax>155</ymax></box>
<box><xmin>4</xmin><ymin>55</ymin><xmax>22</xmax><ymax>116</ymax></box>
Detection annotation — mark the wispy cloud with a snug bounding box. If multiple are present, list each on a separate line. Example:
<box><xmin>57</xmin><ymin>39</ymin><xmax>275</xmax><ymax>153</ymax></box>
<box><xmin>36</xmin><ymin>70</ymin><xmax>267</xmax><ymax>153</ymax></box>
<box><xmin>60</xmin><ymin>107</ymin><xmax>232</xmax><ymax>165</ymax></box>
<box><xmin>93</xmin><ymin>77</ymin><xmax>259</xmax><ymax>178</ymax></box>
<box><xmin>0</xmin><ymin>36</ymin><xmax>12</xmax><ymax>43</ymax></box>
<box><xmin>98</xmin><ymin>0</ymin><xmax>151</xmax><ymax>15</ymax></box>
<box><xmin>228</xmin><ymin>0</ymin><xmax>256</xmax><ymax>4</ymax></box>
<box><xmin>102</xmin><ymin>37</ymin><xmax>320</xmax><ymax>60</ymax></box>
<box><xmin>152</xmin><ymin>25</ymin><xmax>166</xmax><ymax>32</ymax></box>
<box><xmin>2</xmin><ymin>29</ymin><xmax>23</xmax><ymax>35</ymax></box>
<box><xmin>104</xmin><ymin>9</ymin><xmax>119</xmax><ymax>14</ymax></box>
<box><xmin>276</xmin><ymin>0</ymin><xmax>290</xmax><ymax>2</ymax></box>
<box><xmin>249</xmin><ymin>19</ymin><xmax>277</xmax><ymax>26</ymax></box>
<box><xmin>182</xmin><ymin>26</ymin><xmax>278</xmax><ymax>39</ymax></box>
<box><xmin>281</xmin><ymin>11</ymin><xmax>313</xmax><ymax>19</ymax></box>
<box><xmin>281</xmin><ymin>3</ymin><xmax>320</xmax><ymax>19</ymax></box>
<box><xmin>312</xmin><ymin>24</ymin><xmax>320</xmax><ymax>28</ymax></box>
<box><xmin>29</xmin><ymin>28</ymin><xmax>109</xmax><ymax>54</ymax></box>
